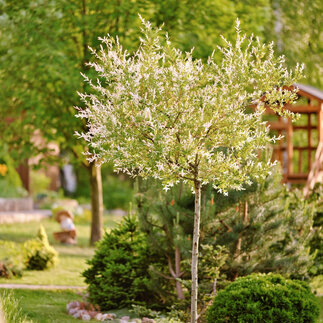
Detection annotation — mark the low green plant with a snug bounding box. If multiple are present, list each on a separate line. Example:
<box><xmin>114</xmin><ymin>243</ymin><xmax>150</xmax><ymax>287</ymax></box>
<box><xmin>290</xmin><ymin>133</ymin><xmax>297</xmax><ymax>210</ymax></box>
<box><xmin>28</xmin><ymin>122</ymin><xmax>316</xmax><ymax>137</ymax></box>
<box><xmin>0</xmin><ymin>240</ymin><xmax>24</xmax><ymax>263</ymax></box>
<box><xmin>0</xmin><ymin>258</ymin><xmax>23</xmax><ymax>278</ymax></box>
<box><xmin>130</xmin><ymin>304</ymin><xmax>161</xmax><ymax>318</ymax></box>
<box><xmin>83</xmin><ymin>215</ymin><xmax>160</xmax><ymax>310</ymax></box>
<box><xmin>73</xmin><ymin>208</ymin><xmax>92</xmax><ymax>224</ymax></box>
<box><xmin>206</xmin><ymin>273</ymin><xmax>320</xmax><ymax>323</ymax></box>
<box><xmin>23</xmin><ymin>225</ymin><xmax>58</xmax><ymax>270</ymax></box>
<box><xmin>130</xmin><ymin>304</ymin><xmax>184</xmax><ymax>323</ymax></box>
<box><xmin>0</xmin><ymin>290</ymin><xmax>31</xmax><ymax>323</ymax></box>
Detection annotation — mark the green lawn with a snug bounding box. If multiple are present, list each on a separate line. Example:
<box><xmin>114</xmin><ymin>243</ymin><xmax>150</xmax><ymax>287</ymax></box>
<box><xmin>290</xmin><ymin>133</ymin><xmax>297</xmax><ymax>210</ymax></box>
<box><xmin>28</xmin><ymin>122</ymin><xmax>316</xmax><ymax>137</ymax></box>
<box><xmin>0</xmin><ymin>289</ymin><xmax>322</xmax><ymax>323</ymax></box>
<box><xmin>0</xmin><ymin>216</ymin><xmax>322</xmax><ymax>322</ymax></box>
<box><xmin>311</xmin><ymin>275</ymin><xmax>323</xmax><ymax>295</ymax></box>
<box><xmin>318</xmin><ymin>296</ymin><xmax>323</xmax><ymax>323</ymax></box>
<box><xmin>0</xmin><ymin>214</ymin><xmax>121</xmax><ymax>286</ymax></box>
<box><xmin>0</xmin><ymin>289</ymin><xmax>134</xmax><ymax>323</ymax></box>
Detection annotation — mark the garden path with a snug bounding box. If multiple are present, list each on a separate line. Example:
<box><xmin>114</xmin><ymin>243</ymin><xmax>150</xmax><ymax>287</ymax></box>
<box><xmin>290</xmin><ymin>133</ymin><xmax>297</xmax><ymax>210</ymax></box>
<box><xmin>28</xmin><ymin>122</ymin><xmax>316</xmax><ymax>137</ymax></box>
<box><xmin>0</xmin><ymin>284</ymin><xmax>85</xmax><ymax>290</ymax></box>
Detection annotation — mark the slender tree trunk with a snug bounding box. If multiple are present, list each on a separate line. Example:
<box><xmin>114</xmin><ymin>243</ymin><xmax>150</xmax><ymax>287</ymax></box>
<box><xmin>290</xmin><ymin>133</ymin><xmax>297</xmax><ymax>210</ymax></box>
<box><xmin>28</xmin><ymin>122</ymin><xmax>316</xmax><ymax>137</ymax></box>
<box><xmin>191</xmin><ymin>182</ymin><xmax>201</xmax><ymax>323</ymax></box>
<box><xmin>89</xmin><ymin>161</ymin><xmax>103</xmax><ymax>245</ymax></box>
<box><xmin>243</xmin><ymin>201</ymin><xmax>248</xmax><ymax>223</ymax></box>
<box><xmin>175</xmin><ymin>246</ymin><xmax>184</xmax><ymax>300</ymax></box>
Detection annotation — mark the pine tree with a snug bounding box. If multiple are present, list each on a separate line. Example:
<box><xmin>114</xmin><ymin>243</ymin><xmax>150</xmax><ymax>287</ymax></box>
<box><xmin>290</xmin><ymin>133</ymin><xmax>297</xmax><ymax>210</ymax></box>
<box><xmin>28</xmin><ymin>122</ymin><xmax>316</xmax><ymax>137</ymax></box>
<box><xmin>308</xmin><ymin>184</ymin><xmax>323</xmax><ymax>276</ymax></box>
<box><xmin>136</xmin><ymin>178</ymin><xmax>229</xmax><ymax>310</ymax></box>
<box><xmin>204</xmin><ymin>167</ymin><xmax>315</xmax><ymax>281</ymax></box>
<box><xmin>136</xmin><ymin>179</ymin><xmax>195</xmax><ymax>301</ymax></box>
<box><xmin>137</xmin><ymin>166</ymin><xmax>315</xmax><ymax>299</ymax></box>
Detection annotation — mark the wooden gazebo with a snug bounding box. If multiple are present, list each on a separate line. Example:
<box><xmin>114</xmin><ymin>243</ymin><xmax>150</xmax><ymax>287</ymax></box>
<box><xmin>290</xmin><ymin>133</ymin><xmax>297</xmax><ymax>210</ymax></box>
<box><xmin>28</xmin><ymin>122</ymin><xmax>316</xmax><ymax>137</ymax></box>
<box><xmin>266</xmin><ymin>83</ymin><xmax>323</xmax><ymax>194</ymax></box>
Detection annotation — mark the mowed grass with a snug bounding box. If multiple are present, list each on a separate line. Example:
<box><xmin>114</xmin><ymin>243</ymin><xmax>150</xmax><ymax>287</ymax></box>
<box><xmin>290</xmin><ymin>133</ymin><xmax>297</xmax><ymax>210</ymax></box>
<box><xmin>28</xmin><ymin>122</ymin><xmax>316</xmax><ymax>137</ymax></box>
<box><xmin>311</xmin><ymin>275</ymin><xmax>323</xmax><ymax>295</ymax></box>
<box><xmin>1</xmin><ymin>289</ymin><xmax>322</xmax><ymax>323</ymax></box>
<box><xmin>318</xmin><ymin>296</ymin><xmax>323</xmax><ymax>322</ymax></box>
<box><xmin>0</xmin><ymin>289</ymin><xmax>133</xmax><ymax>323</ymax></box>
<box><xmin>0</xmin><ymin>214</ymin><xmax>121</xmax><ymax>286</ymax></box>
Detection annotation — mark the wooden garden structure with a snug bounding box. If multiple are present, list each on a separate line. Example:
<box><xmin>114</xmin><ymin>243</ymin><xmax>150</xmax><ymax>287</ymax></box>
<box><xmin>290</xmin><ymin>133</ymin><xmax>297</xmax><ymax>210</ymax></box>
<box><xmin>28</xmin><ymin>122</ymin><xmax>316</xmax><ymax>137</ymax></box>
<box><xmin>266</xmin><ymin>83</ymin><xmax>323</xmax><ymax>195</ymax></box>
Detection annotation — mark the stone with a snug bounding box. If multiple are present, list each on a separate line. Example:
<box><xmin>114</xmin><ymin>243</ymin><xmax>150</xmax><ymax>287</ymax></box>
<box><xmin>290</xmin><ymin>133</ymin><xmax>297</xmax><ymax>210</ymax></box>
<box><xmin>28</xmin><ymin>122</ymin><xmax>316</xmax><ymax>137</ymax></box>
<box><xmin>81</xmin><ymin>313</ymin><xmax>91</xmax><ymax>321</ymax></box>
<box><xmin>142</xmin><ymin>318</ymin><xmax>156</xmax><ymax>323</ymax></box>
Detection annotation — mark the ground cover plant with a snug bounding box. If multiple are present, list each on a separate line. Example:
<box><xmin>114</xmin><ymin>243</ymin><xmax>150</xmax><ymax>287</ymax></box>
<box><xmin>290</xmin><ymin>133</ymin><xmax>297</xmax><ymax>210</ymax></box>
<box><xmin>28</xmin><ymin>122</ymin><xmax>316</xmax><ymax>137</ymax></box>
<box><xmin>206</xmin><ymin>273</ymin><xmax>320</xmax><ymax>323</ymax></box>
<box><xmin>77</xmin><ymin>16</ymin><xmax>303</xmax><ymax>321</ymax></box>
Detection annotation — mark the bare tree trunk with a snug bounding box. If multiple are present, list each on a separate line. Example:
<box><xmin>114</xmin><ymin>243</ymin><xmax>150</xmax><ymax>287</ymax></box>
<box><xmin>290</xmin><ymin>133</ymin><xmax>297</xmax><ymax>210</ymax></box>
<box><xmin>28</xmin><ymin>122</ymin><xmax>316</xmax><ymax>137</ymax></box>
<box><xmin>243</xmin><ymin>201</ymin><xmax>248</xmax><ymax>223</ymax></box>
<box><xmin>175</xmin><ymin>246</ymin><xmax>184</xmax><ymax>300</ymax></box>
<box><xmin>89</xmin><ymin>161</ymin><xmax>103</xmax><ymax>245</ymax></box>
<box><xmin>191</xmin><ymin>182</ymin><xmax>201</xmax><ymax>323</ymax></box>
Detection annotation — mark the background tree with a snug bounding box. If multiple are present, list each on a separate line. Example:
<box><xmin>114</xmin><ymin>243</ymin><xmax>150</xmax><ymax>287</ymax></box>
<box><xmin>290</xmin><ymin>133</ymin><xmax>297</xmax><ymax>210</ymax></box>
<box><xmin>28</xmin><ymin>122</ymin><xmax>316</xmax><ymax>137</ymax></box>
<box><xmin>266</xmin><ymin>0</ymin><xmax>323</xmax><ymax>88</ymax></box>
<box><xmin>77</xmin><ymin>19</ymin><xmax>302</xmax><ymax>321</ymax></box>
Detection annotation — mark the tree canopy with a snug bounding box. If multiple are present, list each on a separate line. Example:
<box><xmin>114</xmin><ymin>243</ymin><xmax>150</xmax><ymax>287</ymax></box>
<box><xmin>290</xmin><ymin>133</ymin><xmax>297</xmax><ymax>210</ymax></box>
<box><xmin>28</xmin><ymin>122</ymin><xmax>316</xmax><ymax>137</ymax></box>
<box><xmin>77</xmin><ymin>19</ymin><xmax>302</xmax><ymax>193</ymax></box>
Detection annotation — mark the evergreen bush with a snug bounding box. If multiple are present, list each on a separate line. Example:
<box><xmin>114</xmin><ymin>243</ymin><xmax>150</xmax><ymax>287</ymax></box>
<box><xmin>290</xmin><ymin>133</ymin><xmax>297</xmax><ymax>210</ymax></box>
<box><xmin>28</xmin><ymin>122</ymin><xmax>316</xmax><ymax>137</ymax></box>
<box><xmin>83</xmin><ymin>215</ymin><xmax>161</xmax><ymax>310</ymax></box>
<box><xmin>23</xmin><ymin>225</ymin><xmax>58</xmax><ymax>270</ymax></box>
<box><xmin>206</xmin><ymin>273</ymin><xmax>320</xmax><ymax>323</ymax></box>
<box><xmin>308</xmin><ymin>184</ymin><xmax>323</xmax><ymax>276</ymax></box>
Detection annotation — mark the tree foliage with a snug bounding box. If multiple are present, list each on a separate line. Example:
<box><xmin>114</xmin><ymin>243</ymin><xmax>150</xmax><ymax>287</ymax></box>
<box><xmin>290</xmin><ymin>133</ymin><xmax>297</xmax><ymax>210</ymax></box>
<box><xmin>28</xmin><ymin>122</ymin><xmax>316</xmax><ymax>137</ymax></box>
<box><xmin>77</xmin><ymin>19</ymin><xmax>302</xmax><ymax>193</ymax></box>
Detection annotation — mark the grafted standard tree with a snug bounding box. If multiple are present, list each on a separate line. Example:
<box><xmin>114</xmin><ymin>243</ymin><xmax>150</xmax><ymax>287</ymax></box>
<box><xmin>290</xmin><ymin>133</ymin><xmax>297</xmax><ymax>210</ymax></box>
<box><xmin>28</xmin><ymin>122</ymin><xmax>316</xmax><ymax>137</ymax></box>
<box><xmin>76</xmin><ymin>19</ymin><xmax>302</xmax><ymax>322</ymax></box>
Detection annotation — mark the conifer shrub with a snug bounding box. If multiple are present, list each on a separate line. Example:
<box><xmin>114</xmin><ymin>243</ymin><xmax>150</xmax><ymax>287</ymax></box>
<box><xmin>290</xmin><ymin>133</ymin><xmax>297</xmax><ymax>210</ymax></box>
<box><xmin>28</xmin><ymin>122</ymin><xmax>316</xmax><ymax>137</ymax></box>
<box><xmin>23</xmin><ymin>225</ymin><xmax>58</xmax><ymax>270</ymax></box>
<box><xmin>206</xmin><ymin>273</ymin><xmax>320</xmax><ymax>323</ymax></box>
<box><xmin>83</xmin><ymin>215</ymin><xmax>161</xmax><ymax>310</ymax></box>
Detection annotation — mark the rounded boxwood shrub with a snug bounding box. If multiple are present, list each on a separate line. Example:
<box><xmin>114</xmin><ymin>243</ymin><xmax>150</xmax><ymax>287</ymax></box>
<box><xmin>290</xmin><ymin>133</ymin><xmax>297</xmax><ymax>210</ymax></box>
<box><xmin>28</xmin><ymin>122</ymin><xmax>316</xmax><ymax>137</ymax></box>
<box><xmin>83</xmin><ymin>215</ymin><xmax>160</xmax><ymax>310</ymax></box>
<box><xmin>206</xmin><ymin>273</ymin><xmax>320</xmax><ymax>323</ymax></box>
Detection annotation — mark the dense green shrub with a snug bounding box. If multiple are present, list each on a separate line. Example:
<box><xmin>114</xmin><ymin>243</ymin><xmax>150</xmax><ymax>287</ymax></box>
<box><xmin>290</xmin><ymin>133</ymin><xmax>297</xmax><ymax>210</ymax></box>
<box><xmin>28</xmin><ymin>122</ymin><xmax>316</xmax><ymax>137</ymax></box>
<box><xmin>23</xmin><ymin>225</ymin><xmax>58</xmax><ymax>270</ymax></box>
<box><xmin>83</xmin><ymin>215</ymin><xmax>161</xmax><ymax>310</ymax></box>
<box><xmin>206</xmin><ymin>273</ymin><xmax>320</xmax><ymax>323</ymax></box>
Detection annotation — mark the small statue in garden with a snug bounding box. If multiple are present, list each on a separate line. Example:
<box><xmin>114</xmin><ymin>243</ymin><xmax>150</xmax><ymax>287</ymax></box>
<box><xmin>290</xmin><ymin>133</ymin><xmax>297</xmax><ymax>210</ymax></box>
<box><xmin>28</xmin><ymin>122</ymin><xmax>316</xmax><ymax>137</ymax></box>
<box><xmin>53</xmin><ymin>210</ymin><xmax>77</xmax><ymax>244</ymax></box>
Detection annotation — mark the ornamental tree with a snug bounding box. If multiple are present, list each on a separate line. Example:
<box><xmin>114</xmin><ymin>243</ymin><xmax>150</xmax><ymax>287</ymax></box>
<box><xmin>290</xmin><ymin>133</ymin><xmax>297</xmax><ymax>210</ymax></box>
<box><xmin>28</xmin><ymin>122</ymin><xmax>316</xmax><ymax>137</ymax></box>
<box><xmin>76</xmin><ymin>19</ymin><xmax>302</xmax><ymax>322</ymax></box>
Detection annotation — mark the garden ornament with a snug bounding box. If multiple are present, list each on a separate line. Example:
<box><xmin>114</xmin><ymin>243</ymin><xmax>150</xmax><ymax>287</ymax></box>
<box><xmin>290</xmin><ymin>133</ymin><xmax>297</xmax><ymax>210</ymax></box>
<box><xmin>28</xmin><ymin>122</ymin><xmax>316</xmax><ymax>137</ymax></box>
<box><xmin>53</xmin><ymin>209</ymin><xmax>77</xmax><ymax>244</ymax></box>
